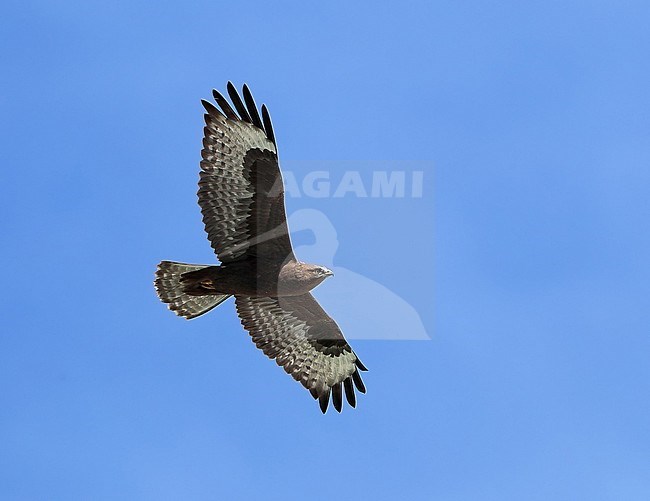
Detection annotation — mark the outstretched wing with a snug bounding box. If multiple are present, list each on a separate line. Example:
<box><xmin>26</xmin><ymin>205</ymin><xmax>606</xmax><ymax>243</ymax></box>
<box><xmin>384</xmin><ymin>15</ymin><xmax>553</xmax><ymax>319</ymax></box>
<box><xmin>198</xmin><ymin>82</ymin><xmax>294</xmax><ymax>264</ymax></box>
<box><xmin>235</xmin><ymin>293</ymin><xmax>368</xmax><ymax>413</ymax></box>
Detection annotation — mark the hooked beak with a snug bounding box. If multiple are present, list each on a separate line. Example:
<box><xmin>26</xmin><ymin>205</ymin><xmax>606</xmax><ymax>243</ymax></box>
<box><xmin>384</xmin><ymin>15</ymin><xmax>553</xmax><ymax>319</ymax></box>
<box><xmin>324</xmin><ymin>268</ymin><xmax>334</xmax><ymax>277</ymax></box>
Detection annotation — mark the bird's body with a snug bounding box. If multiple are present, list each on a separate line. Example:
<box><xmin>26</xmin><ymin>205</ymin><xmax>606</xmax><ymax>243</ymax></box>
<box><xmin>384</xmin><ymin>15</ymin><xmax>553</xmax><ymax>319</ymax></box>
<box><xmin>154</xmin><ymin>83</ymin><xmax>366</xmax><ymax>413</ymax></box>
<box><xmin>181</xmin><ymin>260</ymin><xmax>333</xmax><ymax>298</ymax></box>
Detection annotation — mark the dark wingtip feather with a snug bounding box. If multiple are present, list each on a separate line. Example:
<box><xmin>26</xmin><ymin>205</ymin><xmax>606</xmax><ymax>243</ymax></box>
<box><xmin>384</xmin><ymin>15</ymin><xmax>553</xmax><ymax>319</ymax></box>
<box><xmin>227</xmin><ymin>82</ymin><xmax>252</xmax><ymax>123</ymax></box>
<box><xmin>309</xmin><ymin>388</ymin><xmax>319</xmax><ymax>400</ymax></box>
<box><xmin>352</xmin><ymin>369</ymin><xmax>366</xmax><ymax>394</ymax></box>
<box><xmin>212</xmin><ymin>89</ymin><xmax>238</xmax><ymax>120</ymax></box>
<box><xmin>355</xmin><ymin>358</ymin><xmax>369</xmax><ymax>372</ymax></box>
<box><xmin>332</xmin><ymin>383</ymin><xmax>342</xmax><ymax>413</ymax></box>
<box><xmin>261</xmin><ymin>104</ymin><xmax>276</xmax><ymax>144</ymax></box>
<box><xmin>319</xmin><ymin>389</ymin><xmax>330</xmax><ymax>414</ymax></box>
<box><xmin>343</xmin><ymin>377</ymin><xmax>356</xmax><ymax>408</ymax></box>
<box><xmin>242</xmin><ymin>84</ymin><xmax>264</xmax><ymax>129</ymax></box>
<box><xmin>201</xmin><ymin>99</ymin><xmax>224</xmax><ymax>119</ymax></box>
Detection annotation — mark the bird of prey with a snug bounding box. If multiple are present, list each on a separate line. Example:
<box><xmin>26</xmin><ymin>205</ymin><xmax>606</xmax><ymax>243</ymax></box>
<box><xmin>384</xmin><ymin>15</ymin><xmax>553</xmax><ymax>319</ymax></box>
<box><xmin>154</xmin><ymin>82</ymin><xmax>367</xmax><ymax>413</ymax></box>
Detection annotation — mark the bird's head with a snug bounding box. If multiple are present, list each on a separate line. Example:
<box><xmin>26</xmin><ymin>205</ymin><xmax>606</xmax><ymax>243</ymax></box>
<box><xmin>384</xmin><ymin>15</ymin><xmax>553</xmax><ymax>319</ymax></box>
<box><xmin>299</xmin><ymin>263</ymin><xmax>334</xmax><ymax>288</ymax></box>
<box><xmin>281</xmin><ymin>262</ymin><xmax>334</xmax><ymax>294</ymax></box>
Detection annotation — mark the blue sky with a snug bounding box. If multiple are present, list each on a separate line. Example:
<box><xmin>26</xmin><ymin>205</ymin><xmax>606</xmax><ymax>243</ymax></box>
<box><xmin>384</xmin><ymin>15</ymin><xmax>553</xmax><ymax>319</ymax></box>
<box><xmin>2</xmin><ymin>1</ymin><xmax>650</xmax><ymax>499</ymax></box>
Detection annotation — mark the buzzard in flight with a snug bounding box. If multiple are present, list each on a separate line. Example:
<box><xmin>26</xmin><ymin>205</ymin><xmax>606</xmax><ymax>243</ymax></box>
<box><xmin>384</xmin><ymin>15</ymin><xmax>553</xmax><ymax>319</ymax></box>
<box><xmin>154</xmin><ymin>83</ymin><xmax>367</xmax><ymax>413</ymax></box>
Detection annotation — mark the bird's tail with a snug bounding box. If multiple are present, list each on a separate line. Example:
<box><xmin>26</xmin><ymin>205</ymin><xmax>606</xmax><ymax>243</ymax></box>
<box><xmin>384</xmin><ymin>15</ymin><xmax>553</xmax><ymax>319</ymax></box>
<box><xmin>154</xmin><ymin>261</ymin><xmax>231</xmax><ymax>319</ymax></box>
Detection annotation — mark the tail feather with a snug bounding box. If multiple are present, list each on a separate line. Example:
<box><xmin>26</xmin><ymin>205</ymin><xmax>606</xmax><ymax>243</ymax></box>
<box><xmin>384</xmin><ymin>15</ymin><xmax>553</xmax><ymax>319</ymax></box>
<box><xmin>154</xmin><ymin>261</ymin><xmax>230</xmax><ymax>319</ymax></box>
